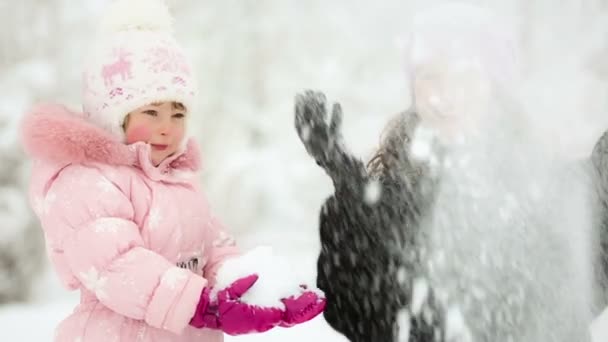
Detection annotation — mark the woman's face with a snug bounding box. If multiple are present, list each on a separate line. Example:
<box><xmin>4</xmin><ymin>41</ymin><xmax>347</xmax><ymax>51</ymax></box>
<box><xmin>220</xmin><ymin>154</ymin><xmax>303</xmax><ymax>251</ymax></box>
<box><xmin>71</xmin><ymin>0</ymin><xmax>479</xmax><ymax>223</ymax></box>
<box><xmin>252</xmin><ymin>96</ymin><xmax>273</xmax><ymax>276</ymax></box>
<box><xmin>414</xmin><ymin>59</ymin><xmax>492</xmax><ymax>142</ymax></box>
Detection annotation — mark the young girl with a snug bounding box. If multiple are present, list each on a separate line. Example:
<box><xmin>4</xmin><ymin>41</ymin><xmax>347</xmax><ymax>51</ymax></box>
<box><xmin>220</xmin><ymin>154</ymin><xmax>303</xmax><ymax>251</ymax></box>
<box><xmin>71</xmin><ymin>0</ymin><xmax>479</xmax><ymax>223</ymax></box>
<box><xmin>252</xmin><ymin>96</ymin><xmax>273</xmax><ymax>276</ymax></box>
<box><xmin>296</xmin><ymin>3</ymin><xmax>595</xmax><ymax>342</ymax></box>
<box><xmin>21</xmin><ymin>1</ymin><xmax>324</xmax><ymax>341</ymax></box>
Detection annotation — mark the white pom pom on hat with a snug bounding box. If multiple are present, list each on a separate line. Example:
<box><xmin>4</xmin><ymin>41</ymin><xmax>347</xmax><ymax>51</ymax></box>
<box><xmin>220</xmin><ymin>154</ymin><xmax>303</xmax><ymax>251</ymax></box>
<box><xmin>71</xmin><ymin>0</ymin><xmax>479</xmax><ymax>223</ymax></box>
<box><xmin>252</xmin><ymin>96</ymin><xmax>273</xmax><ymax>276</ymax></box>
<box><xmin>99</xmin><ymin>0</ymin><xmax>174</xmax><ymax>34</ymax></box>
<box><xmin>82</xmin><ymin>0</ymin><xmax>197</xmax><ymax>141</ymax></box>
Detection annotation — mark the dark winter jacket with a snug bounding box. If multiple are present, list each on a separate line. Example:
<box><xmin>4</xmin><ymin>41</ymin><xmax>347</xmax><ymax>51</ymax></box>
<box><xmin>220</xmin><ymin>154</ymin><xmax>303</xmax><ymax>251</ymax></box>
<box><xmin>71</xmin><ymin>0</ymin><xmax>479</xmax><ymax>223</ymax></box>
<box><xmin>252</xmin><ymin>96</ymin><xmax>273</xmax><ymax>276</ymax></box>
<box><xmin>312</xmin><ymin>110</ymin><xmax>442</xmax><ymax>342</ymax></box>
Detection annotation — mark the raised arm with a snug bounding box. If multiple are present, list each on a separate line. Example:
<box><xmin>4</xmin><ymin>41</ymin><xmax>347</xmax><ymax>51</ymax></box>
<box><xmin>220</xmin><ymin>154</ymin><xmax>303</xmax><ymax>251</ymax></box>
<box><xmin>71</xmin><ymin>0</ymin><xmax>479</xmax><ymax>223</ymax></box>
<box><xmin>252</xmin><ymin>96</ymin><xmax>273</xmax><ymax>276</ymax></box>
<box><xmin>294</xmin><ymin>90</ymin><xmax>369</xmax><ymax>196</ymax></box>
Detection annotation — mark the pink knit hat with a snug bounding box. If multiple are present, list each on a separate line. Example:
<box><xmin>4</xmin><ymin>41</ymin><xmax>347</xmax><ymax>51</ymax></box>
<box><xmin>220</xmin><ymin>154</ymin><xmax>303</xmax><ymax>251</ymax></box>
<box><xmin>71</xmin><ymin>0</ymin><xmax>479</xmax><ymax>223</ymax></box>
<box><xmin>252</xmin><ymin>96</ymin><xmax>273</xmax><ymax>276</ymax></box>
<box><xmin>82</xmin><ymin>0</ymin><xmax>196</xmax><ymax>140</ymax></box>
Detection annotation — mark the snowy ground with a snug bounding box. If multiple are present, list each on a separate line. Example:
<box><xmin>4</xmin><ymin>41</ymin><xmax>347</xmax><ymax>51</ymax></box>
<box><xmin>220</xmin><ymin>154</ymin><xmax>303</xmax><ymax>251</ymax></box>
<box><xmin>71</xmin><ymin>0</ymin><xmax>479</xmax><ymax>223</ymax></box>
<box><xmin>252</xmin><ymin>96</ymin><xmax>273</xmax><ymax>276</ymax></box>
<box><xmin>1</xmin><ymin>274</ymin><xmax>606</xmax><ymax>341</ymax></box>
<box><xmin>0</xmin><ymin>252</ymin><xmax>347</xmax><ymax>341</ymax></box>
<box><xmin>0</xmin><ymin>299</ymin><xmax>346</xmax><ymax>341</ymax></box>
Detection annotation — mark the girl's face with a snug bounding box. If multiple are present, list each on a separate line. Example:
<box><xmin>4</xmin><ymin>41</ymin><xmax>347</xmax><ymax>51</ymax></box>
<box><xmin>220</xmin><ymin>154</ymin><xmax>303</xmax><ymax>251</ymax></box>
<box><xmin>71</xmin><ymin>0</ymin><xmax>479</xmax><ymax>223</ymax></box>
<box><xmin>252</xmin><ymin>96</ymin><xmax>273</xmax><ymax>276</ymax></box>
<box><xmin>124</xmin><ymin>101</ymin><xmax>187</xmax><ymax>166</ymax></box>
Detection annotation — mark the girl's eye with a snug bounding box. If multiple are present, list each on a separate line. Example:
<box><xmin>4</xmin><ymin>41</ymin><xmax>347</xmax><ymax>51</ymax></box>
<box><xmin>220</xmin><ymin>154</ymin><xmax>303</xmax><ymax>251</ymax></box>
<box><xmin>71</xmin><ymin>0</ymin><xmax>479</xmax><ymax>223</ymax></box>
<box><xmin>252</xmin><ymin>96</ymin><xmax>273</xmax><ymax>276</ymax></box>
<box><xmin>173</xmin><ymin>113</ymin><xmax>185</xmax><ymax>119</ymax></box>
<box><xmin>143</xmin><ymin>110</ymin><xmax>158</xmax><ymax>116</ymax></box>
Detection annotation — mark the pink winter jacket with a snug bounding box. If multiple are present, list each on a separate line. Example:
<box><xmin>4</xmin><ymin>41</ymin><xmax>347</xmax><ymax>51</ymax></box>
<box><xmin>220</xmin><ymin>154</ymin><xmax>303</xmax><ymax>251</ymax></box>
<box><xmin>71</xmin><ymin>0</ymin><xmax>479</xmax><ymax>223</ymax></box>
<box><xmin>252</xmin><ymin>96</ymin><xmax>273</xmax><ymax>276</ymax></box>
<box><xmin>21</xmin><ymin>104</ymin><xmax>239</xmax><ymax>342</ymax></box>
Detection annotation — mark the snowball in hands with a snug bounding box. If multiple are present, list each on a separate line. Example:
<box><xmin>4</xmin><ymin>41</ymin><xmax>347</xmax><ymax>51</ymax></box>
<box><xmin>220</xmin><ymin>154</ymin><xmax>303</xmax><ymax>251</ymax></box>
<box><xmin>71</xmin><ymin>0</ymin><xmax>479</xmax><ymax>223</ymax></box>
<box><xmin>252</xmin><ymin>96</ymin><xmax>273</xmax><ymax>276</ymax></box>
<box><xmin>213</xmin><ymin>246</ymin><xmax>324</xmax><ymax>309</ymax></box>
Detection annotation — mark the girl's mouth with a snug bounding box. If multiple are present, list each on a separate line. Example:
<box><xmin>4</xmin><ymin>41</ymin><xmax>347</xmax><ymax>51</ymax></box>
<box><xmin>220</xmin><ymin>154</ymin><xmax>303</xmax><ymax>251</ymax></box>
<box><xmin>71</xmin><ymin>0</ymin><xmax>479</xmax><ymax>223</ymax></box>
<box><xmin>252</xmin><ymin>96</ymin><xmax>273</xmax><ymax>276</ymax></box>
<box><xmin>151</xmin><ymin>144</ymin><xmax>168</xmax><ymax>151</ymax></box>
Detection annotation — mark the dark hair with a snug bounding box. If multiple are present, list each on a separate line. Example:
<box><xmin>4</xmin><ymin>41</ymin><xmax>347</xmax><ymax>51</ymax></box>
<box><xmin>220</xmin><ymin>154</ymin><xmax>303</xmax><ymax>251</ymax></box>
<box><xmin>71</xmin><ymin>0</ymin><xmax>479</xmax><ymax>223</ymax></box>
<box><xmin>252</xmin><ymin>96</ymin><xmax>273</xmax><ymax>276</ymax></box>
<box><xmin>366</xmin><ymin>110</ymin><xmax>427</xmax><ymax>180</ymax></box>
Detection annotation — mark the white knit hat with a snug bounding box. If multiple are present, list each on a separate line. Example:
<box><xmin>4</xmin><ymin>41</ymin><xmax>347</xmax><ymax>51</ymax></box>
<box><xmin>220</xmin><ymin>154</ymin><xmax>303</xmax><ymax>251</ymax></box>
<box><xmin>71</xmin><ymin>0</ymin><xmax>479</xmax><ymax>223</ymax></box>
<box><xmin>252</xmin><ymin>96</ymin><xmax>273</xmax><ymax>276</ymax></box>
<box><xmin>403</xmin><ymin>3</ymin><xmax>521</xmax><ymax>141</ymax></box>
<box><xmin>82</xmin><ymin>0</ymin><xmax>197</xmax><ymax>140</ymax></box>
<box><xmin>407</xmin><ymin>3</ymin><xmax>520</xmax><ymax>88</ymax></box>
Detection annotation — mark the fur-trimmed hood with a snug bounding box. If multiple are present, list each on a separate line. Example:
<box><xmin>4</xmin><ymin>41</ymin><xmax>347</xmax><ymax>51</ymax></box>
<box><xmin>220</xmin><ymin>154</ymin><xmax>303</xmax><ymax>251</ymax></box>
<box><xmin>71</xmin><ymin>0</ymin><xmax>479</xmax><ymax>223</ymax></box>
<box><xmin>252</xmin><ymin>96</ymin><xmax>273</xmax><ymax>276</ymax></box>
<box><xmin>20</xmin><ymin>103</ymin><xmax>201</xmax><ymax>174</ymax></box>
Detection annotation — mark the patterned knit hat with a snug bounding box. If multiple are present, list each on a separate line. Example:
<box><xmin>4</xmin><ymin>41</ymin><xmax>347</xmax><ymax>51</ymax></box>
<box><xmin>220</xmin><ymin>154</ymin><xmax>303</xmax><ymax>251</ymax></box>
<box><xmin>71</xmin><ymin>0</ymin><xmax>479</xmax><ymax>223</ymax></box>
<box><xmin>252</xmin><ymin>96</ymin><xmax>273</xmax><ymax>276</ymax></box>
<box><xmin>82</xmin><ymin>0</ymin><xmax>196</xmax><ymax>140</ymax></box>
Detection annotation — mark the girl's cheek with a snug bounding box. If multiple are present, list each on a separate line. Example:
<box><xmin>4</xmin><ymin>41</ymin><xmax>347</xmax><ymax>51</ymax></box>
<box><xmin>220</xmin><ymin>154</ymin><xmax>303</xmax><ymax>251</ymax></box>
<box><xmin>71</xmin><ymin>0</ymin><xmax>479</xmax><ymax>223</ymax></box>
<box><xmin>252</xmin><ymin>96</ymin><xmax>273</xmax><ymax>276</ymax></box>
<box><xmin>126</xmin><ymin>125</ymin><xmax>152</xmax><ymax>144</ymax></box>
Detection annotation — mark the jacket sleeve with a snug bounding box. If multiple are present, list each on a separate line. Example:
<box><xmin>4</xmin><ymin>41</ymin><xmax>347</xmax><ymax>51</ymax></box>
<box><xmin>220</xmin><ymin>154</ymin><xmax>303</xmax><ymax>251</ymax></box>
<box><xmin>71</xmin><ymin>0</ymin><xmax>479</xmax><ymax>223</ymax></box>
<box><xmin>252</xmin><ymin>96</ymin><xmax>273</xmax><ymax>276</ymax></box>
<box><xmin>320</xmin><ymin>145</ymin><xmax>370</xmax><ymax>199</ymax></box>
<box><xmin>44</xmin><ymin>164</ymin><xmax>205</xmax><ymax>334</ymax></box>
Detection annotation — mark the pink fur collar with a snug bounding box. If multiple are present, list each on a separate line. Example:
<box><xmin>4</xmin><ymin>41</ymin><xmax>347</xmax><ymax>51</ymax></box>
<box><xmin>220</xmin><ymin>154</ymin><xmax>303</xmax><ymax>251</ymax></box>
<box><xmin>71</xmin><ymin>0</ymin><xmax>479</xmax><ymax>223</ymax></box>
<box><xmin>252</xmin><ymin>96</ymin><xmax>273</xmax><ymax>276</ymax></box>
<box><xmin>21</xmin><ymin>103</ymin><xmax>201</xmax><ymax>172</ymax></box>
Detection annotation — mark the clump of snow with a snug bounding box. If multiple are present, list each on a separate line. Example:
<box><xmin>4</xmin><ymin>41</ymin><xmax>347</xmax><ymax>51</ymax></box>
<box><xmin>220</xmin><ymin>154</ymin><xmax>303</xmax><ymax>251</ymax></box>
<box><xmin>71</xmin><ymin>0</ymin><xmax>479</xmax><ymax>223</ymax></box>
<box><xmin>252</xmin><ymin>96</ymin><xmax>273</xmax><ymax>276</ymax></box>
<box><xmin>444</xmin><ymin>306</ymin><xmax>472</xmax><ymax>342</ymax></box>
<box><xmin>396</xmin><ymin>267</ymin><xmax>407</xmax><ymax>285</ymax></box>
<box><xmin>213</xmin><ymin>246</ymin><xmax>323</xmax><ymax>308</ymax></box>
<box><xmin>410</xmin><ymin>277</ymin><xmax>429</xmax><ymax>316</ymax></box>
<box><xmin>591</xmin><ymin>307</ymin><xmax>608</xmax><ymax>342</ymax></box>
<box><xmin>363</xmin><ymin>179</ymin><xmax>381</xmax><ymax>204</ymax></box>
<box><xmin>300</xmin><ymin>125</ymin><xmax>311</xmax><ymax>142</ymax></box>
<box><xmin>395</xmin><ymin>308</ymin><xmax>411</xmax><ymax>342</ymax></box>
<box><xmin>410</xmin><ymin>125</ymin><xmax>435</xmax><ymax>160</ymax></box>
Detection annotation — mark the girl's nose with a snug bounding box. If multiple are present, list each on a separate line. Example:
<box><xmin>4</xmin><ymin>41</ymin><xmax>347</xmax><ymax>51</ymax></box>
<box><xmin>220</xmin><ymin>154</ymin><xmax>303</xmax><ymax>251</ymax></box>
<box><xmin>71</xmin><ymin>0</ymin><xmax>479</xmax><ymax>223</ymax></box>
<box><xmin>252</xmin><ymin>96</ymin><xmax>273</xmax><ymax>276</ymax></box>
<box><xmin>157</xmin><ymin>116</ymin><xmax>173</xmax><ymax>136</ymax></box>
<box><xmin>159</xmin><ymin>124</ymin><xmax>172</xmax><ymax>136</ymax></box>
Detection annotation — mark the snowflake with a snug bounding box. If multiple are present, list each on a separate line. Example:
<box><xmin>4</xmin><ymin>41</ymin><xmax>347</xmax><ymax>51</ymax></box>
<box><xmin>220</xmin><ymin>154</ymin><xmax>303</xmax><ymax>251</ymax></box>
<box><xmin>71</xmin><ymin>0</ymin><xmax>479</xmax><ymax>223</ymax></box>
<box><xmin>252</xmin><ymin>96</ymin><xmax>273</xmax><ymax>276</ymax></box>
<box><xmin>160</xmin><ymin>268</ymin><xmax>187</xmax><ymax>290</ymax></box>
<box><xmin>411</xmin><ymin>278</ymin><xmax>429</xmax><ymax>315</ymax></box>
<box><xmin>396</xmin><ymin>309</ymin><xmax>411</xmax><ymax>342</ymax></box>
<box><xmin>363</xmin><ymin>179</ymin><xmax>381</xmax><ymax>204</ymax></box>
<box><xmin>213</xmin><ymin>231</ymin><xmax>236</xmax><ymax>248</ymax></box>
<box><xmin>96</xmin><ymin>179</ymin><xmax>116</xmax><ymax>194</ymax></box>
<box><xmin>42</xmin><ymin>191</ymin><xmax>57</xmax><ymax>215</ymax></box>
<box><xmin>93</xmin><ymin>220</ymin><xmax>118</xmax><ymax>234</ymax></box>
<box><xmin>135</xmin><ymin>325</ymin><xmax>147</xmax><ymax>341</ymax></box>
<box><xmin>79</xmin><ymin>267</ymin><xmax>109</xmax><ymax>300</ymax></box>
<box><xmin>104</xmin><ymin>169</ymin><xmax>118</xmax><ymax>179</ymax></box>
<box><xmin>147</xmin><ymin>207</ymin><xmax>162</xmax><ymax>230</ymax></box>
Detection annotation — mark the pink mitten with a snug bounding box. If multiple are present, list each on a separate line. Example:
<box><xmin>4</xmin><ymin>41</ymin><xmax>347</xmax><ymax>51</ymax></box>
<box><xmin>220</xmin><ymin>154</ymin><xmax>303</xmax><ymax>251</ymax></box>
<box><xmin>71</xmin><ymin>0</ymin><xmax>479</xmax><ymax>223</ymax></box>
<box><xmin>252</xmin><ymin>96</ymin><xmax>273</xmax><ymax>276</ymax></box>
<box><xmin>190</xmin><ymin>274</ymin><xmax>283</xmax><ymax>335</ymax></box>
<box><xmin>280</xmin><ymin>285</ymin><xmax>326</xmax><ymax>327</ymax></box>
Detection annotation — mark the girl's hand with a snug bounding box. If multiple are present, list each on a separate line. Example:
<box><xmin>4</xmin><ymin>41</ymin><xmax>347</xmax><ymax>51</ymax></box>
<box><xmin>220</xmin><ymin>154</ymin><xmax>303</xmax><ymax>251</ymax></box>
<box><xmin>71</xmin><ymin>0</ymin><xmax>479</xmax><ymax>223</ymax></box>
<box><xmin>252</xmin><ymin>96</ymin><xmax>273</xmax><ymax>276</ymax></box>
<box><xmin>190</xmin><ymin>274</ymin><xmax>283</xmax><ymax>335</ymax></box>
<box><xmin>279</xmin><ymin>285</ymin><xmax>326</xmax><ymax>327</ymax></box>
